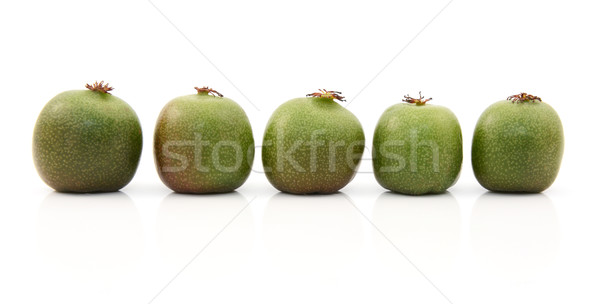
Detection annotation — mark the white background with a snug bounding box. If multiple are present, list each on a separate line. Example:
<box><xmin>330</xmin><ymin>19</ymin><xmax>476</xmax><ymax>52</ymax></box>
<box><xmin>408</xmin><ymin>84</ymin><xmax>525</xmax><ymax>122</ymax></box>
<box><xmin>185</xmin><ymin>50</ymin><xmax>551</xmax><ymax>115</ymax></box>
<box><xmin>1</xmin><ymin>0</ymin><xmax>599</xmax><ymax>303</ymax></box>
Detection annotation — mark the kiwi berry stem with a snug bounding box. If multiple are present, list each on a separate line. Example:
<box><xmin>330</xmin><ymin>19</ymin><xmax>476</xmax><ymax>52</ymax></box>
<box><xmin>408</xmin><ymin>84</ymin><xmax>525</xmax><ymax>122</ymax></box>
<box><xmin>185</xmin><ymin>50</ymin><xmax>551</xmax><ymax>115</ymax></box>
<box><xmin>402</xmin><ymin>91</ymin><xmax>431</xmax><ymax>106</ymax></box>
<box><xmin>85</xmin><ymin>81</ymin><xmax>113</xmax><ymax>94</ymax></box>
<box><xmin>507</xmin><ymin>93</ymin><xmax>542</xmax><ymax>103</ymax></box>
<box><xmin>194</xmin><ymin>86</ymin><xmax>223</xmax><ymax>97</ymax></box>
<box><xmin>306</xmin><ymin>89</ymin><xmax>346</xmax><ymax>102</ymax></box>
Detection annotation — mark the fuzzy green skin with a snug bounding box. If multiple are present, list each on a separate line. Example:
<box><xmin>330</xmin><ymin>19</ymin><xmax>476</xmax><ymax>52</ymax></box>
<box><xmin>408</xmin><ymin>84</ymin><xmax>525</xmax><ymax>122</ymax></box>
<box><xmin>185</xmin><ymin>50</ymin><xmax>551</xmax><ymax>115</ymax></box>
<box><xmin>154</xmin><ymin>93</ymin><xmax>254</xmax><ymax>193</ymax></box>
<box><xmin>33</xmin><ymin>90</ymin><xmax>142</xmax><ymax>193</ymax></box>
<box><xmin>262</xmin><ymin>97</ymin><xmax>365</xmax><ymax>194</ymax></box>
<box><xmin>472</xmin><ymin>100</ymin><xmax>564</xmax><ymax>193</ymax></box>
<box><xmin>373</xmin><ymin>103</ymin><xmax>462</xmax><ymax>195</ymax></box>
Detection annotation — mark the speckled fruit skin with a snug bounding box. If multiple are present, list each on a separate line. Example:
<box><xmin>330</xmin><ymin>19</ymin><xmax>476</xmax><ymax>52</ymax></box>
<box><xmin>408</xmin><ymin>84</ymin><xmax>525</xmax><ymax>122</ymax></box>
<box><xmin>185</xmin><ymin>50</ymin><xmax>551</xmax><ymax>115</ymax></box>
<box><xmin>373</xmin><ymin>103</ymin><xmax>462</xmax><ymax>195</ymax></box>
<box><xmin>33</xmin><ymin>90</ymin><xmax>142</xmax><ymax>192</ymax></box>
<box><xmin>154</xmin><ymin>93</ymin><xmax>254</xmax><ymax>193</ymax></box>
<box><xmin>262</xmin><ymin>97</ymin><xmax>365</xmax><ymax>194</ymax></box>
<box><xmin>472</xmin><ymin>100</ymin><xmax>564</xmax><ymax>193</ymax></box>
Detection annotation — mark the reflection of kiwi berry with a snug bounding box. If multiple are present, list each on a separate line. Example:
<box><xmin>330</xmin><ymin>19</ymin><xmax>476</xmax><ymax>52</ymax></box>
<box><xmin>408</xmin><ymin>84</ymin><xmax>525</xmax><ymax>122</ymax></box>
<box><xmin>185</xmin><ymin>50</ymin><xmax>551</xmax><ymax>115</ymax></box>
<box><xmin>33</xmin><ymin>81</ymin><xmax>143</xmax><ymax>192</ymax></box>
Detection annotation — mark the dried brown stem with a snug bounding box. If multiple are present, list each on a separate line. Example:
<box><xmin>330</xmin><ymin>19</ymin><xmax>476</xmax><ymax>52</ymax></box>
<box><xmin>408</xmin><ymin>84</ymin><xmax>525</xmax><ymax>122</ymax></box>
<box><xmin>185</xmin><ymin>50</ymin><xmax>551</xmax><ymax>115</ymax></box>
<box><xmin>306</xmin><ymin>89</ymin><xmax>346</xmax><ymax>102</ymax></box>
<box><xmin>402</xmin><ymin>91</ymin><xmax>431</xmax><ymax>106</ymax></box>
<box><xmin>194</xmin><ymin>86</ymin><xmax>223</xmax><ymax>97</ymax></box>
<box><xmin>85</xmin><ymin>81</ymin><xmax>113</xmax><ymax>94</ymax></box>
<box><xmin>507</xmin><ymin>93</ymin><xmax>542</xmax><ymax>103</ymax></box>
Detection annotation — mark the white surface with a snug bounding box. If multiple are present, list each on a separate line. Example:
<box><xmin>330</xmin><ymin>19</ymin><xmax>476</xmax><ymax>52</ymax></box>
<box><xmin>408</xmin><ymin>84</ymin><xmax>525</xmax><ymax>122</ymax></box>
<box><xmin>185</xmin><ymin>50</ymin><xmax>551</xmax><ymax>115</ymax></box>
<box><xmin>1</xmin><ymin>0</ymin><xmax>599</xmax><ymax>303</ymax></box>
